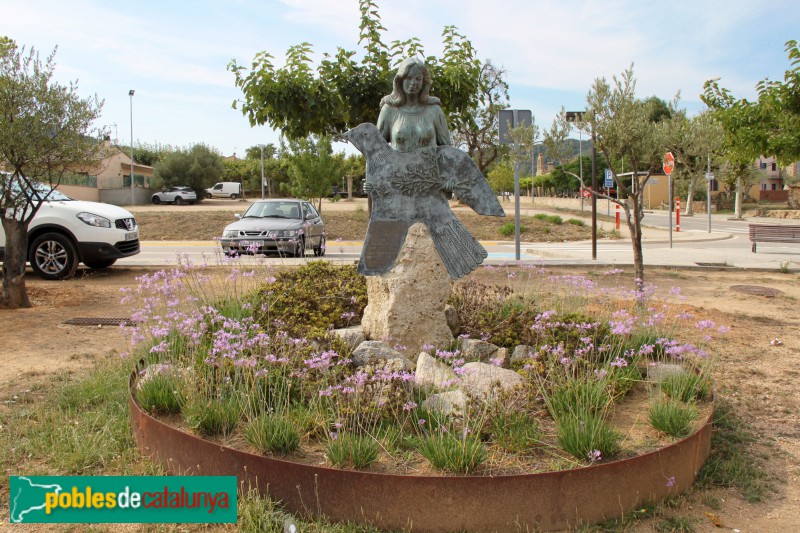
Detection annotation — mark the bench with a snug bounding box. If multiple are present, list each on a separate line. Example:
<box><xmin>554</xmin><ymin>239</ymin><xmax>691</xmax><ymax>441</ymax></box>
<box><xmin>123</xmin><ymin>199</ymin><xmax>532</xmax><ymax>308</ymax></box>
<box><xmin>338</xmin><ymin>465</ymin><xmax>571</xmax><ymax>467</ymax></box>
<box><xmin>749</xmin><ymin>224</ymin><xmax>800</xmax><ymax>252</ymax></box>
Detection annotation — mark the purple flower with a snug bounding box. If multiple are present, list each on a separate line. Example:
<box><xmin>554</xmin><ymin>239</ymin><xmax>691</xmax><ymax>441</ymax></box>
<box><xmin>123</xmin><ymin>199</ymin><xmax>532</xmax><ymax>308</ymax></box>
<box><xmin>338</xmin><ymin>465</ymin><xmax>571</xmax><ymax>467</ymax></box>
<box><xmin>666</xmin><ymin>476</ymin><xmax>676</xmax><ymax>487</ymax></box>
<box><xmin>587</xmin><ymin>449</ymin><xmax>602</xmax><ymax>462</ymax></box>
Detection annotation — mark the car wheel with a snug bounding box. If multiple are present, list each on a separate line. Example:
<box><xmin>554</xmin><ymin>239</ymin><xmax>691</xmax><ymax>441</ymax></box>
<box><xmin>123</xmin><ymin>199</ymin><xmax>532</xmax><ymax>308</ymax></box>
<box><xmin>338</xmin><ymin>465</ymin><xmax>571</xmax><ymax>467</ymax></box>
<box><xmin>294</xmin><ymin>237</ymin><xmax>306</xmax><ymax>258</ymax></box>
<box><xmin>84</xmin><ymin>259</ymin><xmax>116</xmax><ymax>270</ymax></box>
<box><xmin>152</xmin><ymin>196</ymin><xmax>161</xmax><ymax>205</ymax></box>
<box><xmin>313</xmin><ymin>236</ymin><xmax>326</xmax><ymax>257</ymax></box>
<box><xmin>230</xmin><ymin>193</ymin><xmax>238</xmax><ymax>200</ymax></box>
<box><xmin>29</xmin><ymin>233</ymin><xmax>79</xmax><ymax>280</ymax></box>
<box><xmin>174</xmin><ymin>197</ymin><xmax>184</xmax><ymax>205</ymax></box>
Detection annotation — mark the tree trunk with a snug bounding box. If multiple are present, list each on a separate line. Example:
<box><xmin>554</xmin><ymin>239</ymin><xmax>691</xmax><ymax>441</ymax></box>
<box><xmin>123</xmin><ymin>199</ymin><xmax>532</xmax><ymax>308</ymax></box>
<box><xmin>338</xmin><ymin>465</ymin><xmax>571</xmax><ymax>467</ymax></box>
<box><xmin>734</xmin><ymin>174</ymin><xmax>743</xmax><ymax>219</ymax></box>
<box><xmin>686</xmin><ymin>174</ymin><xmax>697</xmax><ymax>216</ymax></box>
<box><xmin>1</xmin><ymin>218</ymin><xmax>32</xmax><ymax>309</ymax></box>
<box><xmin>346</xmin><ymin>175</ymin><xmax>353</xmax><ymax>200</ymax></box>
<box><xmin>624</xmin><ymin>194</ymin><xmax>646</xmax><ymax>294</ymax></box>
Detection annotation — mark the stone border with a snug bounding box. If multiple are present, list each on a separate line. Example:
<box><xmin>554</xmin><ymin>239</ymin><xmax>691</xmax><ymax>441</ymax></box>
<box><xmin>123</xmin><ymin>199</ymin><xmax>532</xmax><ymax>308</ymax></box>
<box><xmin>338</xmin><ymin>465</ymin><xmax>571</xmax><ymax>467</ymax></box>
<box><xmin>130</xmin><ymin>368</ymin><xmax>712</xmax><ymax>532</ymax></box>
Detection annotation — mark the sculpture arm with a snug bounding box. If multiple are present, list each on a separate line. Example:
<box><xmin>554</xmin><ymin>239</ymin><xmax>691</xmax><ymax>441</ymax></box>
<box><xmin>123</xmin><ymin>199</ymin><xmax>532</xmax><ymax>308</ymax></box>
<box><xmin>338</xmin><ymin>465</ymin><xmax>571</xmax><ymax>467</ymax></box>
<box><xmin>376</xmin><ymin>105</ymin><xmax>395</xmax><ymax>144</ymax></box>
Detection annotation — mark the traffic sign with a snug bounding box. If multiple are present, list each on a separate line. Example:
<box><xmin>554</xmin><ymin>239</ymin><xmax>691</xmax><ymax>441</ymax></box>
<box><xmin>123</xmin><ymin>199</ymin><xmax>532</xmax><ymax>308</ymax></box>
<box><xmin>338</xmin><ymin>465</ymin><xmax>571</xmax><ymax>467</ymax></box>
<box><xmin>604</xmin><ymin>169</ymin><xmax>613</xmax><ymax>188</ymax></box>
<box><xmin>705</xmin><ymin>172</ymin><xmax>714</xmax><ymax>181</ymax></box>
<box><xmin>663</xmin><ymin>152</ymin><xmax>675</xmax><ymax>176</ymax></box>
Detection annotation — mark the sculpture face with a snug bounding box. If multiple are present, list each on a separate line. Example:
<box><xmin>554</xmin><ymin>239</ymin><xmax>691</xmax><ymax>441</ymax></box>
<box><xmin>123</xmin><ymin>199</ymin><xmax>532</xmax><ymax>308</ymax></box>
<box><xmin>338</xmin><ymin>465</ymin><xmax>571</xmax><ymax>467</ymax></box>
<box><xmin>402</xmin><ymin>65</ymin><xmax>423</xmax><ymax>96</ymax></box>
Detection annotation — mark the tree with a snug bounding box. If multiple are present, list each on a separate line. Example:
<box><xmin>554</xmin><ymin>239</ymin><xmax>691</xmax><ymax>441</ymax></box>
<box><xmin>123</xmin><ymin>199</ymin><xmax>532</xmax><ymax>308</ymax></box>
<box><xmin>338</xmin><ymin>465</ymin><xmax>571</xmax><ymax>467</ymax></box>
<box><xmin>0</xmin><ymin>38</ymin><xmax>104</xmax><ymax>309</ymax></box>
<box><xmin>702</xmin><ymin>40</ymin><xmax>800</xmax><ymax>216</ymax></box>
<box><xmin>283</xmin><ymin>135</ymin><xmax>346</xmax><ymax>211</ymax></box>
<box><xmin>663</xmin><ymin>110</ymin><xmax>724</xmax><ymax>215</ymax></box>
<box><xmin>152</xmin><ymin>144</ymin><xmax>224</xmax><ymax>199</ymax></box>
<box><xmin>487</xmin><ymin>161</ymin><xmax>514</xmax><ymax>195</ymax></box>
<box><xmin>228</xmin><ymin>0</ymin><xmax>487</xmax><ymax>142</ymax></box>
<box><xmin>450</xmin><ymin>60</ymin><xmax>510</xmax><ymax>172</ymax></box>
<box><xmin>586</xmin><ymin>66</ymin><xmax>666</xmax><ymax>291</ymax></box>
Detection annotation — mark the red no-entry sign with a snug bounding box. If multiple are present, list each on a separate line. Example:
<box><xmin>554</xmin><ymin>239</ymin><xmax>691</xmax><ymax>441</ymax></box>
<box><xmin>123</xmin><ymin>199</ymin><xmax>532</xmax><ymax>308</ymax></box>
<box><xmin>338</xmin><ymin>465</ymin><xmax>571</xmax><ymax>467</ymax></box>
<box><xmin>663</xmin><ymin>152</ymin><xmax>675</xmax><ymax>175</ymax></box>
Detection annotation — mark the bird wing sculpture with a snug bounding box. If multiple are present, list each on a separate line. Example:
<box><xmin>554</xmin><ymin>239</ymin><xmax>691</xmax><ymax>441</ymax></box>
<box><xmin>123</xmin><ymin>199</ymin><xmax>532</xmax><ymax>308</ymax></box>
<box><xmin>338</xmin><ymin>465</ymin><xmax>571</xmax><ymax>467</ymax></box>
<box><xmin>343</xmin><ymin>122</ymin><xmax>505</xmax><ymax>280</ymax></box>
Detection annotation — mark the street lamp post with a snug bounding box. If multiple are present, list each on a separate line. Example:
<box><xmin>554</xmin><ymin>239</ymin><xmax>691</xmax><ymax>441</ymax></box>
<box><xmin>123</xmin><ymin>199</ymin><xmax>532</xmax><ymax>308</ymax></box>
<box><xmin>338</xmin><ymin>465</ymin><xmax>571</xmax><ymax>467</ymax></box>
<box><xmin>258</xmin><ymin>144</ymin><xmax>266</xmax><ymax>199</ymax></box>
<box><xmin>129</xmin><ymin>90</ymin><xmax>135</xmax><ymax>206</ymax></box>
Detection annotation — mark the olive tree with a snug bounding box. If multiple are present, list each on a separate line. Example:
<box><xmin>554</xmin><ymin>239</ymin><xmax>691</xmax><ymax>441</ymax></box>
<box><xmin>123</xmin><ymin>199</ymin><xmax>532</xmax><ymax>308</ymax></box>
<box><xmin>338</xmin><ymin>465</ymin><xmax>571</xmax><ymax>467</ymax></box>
<box><xmin>0</xmin><ymin>38</ymin><xmax>104</xmax><ymax>308</ymax></box>
<box><xmin>586</xmin><ymin>66</ymin><xmax>667</xmax><ymax>291</ymax></box>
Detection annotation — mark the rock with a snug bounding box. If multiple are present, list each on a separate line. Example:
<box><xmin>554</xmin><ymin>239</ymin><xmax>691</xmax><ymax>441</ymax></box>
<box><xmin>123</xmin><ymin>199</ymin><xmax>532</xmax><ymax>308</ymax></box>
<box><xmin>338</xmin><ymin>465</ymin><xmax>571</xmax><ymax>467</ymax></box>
<box><xmin>421</xmin><ymin>390</ymin><xmax>468</xmax><ymax>416</ymax></box>
<box><xmin>361</xmin><ymin>223</ymin><xmax>454</xmax><ymax>357</ymax></box>
<box><xmin>459</xmin><ymin>362</ymin><xmax>526</xmax><ymax>400</ymax></box>
<box><xmin>332</xmin><ymin>325</ymin><xmax>366</xmax><ymax>351</ymax></box>
<box><xmin>511</xmin><ymin>345</ymin><xmax>534</xmax><ymax>365</ymax></box>
<box><xmin>647</xmin><ymin>363</ymin><xmax>686</xmax><ymax>383</ymax></box>
<box><xmin>444</xmin><ymin>304</ymin><xmax>460</xmax><ymax>336</ymax></box>
<box><xmin>492</xmin><ymin>347</ymin><xmax>509</xmax><ymax>366</ymax></box>
<box><xmin>351</xmin><ymin>341</ymin><xmax>414</xmax><ymax>371</ymax></box>
<box><xmin>460</xmin><ymin>338</ymin><xmax>499</xmax><ymax>362</ymax></box>
<box><xmin>415</xmin><ymin>352</ymin><xmax>458</xmax><ymax>390</ymax></box>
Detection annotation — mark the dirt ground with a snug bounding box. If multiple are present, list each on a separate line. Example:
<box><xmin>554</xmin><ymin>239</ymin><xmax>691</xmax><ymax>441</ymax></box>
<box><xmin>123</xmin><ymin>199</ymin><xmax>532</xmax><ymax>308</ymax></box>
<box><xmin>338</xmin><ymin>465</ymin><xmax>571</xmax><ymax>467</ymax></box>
<box><xmin>1</xmin><ymin>264</ymin><xmax>799</xmax><ymax>532</ymax></box>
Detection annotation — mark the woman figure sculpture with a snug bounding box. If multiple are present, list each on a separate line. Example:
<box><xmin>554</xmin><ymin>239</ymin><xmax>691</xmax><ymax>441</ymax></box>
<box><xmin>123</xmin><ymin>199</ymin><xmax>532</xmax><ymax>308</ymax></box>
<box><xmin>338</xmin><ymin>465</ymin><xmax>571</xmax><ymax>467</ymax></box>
<box><xmin>376</xmin><ymin>57</ymin><xmax>451</xmax><ymax>152</ymax></box>
<box><xmin>348</xmin><ymin>57</ymin><xmax>503</xmax><ymax>280</ymax></box>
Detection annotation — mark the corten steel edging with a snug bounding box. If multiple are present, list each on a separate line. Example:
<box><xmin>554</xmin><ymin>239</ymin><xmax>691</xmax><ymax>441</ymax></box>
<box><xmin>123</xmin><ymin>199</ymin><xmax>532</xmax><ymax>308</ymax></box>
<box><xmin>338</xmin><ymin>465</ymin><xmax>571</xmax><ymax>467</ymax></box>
<box><xmin>129</xmin><ymin>369</ymin><xmax>712</xmax><ymax>532</ymax></box>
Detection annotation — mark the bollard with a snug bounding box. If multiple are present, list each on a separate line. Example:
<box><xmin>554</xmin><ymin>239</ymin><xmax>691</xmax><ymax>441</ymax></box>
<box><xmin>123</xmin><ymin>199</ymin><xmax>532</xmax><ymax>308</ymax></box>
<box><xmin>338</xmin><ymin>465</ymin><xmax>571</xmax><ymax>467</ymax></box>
<box><xmin>676</xmin><ymin>197</ymin><xmax>681</xmax><ymax>232</ymax></box>
<box><xmin>615</xmin><ymin>203</ymin><xmax>620</xmax><ymax>230</ymax></box>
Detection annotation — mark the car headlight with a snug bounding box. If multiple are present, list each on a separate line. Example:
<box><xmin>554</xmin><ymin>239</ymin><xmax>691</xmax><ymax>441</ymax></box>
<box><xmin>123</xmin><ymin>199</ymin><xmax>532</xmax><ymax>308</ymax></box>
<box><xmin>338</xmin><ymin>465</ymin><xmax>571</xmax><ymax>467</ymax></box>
<box><xmin>276</xmin><ymin>229</ymin><xmax>302</xmax><ymax>237</ymax></box>
<box><xmin>77</xmin><ymin>212</ymin><xmax>111</xmax><ymax>228</ymax></box>
<box><xmin>223</xmin><ymin>229</ymin><xmax>239</xmax><ymax>238</ymax></box>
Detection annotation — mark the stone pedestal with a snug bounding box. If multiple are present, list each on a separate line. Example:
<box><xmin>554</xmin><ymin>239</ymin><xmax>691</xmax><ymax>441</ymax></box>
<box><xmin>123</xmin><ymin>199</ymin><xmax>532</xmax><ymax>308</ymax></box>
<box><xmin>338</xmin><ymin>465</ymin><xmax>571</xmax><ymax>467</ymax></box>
<box><xmin>361</xmin><ymin>223</ymin><xmax>454</xmax><ymax>357</ymax></box>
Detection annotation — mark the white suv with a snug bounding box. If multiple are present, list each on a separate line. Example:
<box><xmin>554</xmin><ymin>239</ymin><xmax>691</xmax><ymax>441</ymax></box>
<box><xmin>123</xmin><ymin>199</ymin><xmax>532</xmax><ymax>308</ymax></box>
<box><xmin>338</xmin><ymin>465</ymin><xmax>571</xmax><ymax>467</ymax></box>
<box><xmin>0</xmin><ymin>183</ymin><xmax>140</xmax><ymax>280</ymax></box>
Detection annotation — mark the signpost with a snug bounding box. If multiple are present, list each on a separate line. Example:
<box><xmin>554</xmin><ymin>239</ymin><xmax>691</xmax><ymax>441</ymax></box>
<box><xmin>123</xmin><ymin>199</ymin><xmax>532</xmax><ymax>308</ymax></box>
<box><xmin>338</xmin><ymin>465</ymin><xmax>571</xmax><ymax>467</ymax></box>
<box><xmin>663</xmin><ymin>152</ymin><xmax>675</xmax><ymax>248</ymax></box>
<box><xmin>498</xmin><ymin>109</ymin><xmax>532</xmax><ymax>260</ymax></box>
<box><xmin>567</xmin><ymin>111</ymin><xmax>596</xmax><ymax>260</ymax></box>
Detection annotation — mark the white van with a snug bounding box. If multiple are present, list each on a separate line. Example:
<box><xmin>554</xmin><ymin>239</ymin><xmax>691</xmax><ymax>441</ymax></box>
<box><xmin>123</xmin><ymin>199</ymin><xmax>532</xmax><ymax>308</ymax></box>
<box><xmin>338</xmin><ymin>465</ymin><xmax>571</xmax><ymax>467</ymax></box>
<box><xmin>205</xmin><ymin>182</ymin><xmax>242</xmax><ymax>199</ymax></box>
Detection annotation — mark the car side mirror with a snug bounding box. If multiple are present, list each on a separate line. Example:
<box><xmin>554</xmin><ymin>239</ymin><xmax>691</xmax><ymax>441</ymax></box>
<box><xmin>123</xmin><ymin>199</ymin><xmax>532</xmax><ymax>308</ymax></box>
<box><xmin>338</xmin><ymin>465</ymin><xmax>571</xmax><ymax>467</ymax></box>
<box><xmin>234</xmin><ymin>214</ymin><xmax>241</xmax><ymax>219</ymax></box>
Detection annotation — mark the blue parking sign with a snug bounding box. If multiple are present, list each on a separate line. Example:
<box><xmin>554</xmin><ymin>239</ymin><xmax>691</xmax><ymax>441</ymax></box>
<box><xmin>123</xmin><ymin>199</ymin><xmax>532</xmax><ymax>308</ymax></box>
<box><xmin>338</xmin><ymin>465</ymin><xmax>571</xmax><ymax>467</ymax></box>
<box><xmin>604</xmin><ymin>169</ymin><xmax>614</xmax><ymax>188</ymax></box>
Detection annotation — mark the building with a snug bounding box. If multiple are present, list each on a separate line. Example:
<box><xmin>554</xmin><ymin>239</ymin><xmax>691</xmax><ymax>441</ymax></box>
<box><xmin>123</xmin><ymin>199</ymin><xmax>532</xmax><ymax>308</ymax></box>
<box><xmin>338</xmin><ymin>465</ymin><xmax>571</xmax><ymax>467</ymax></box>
<box><xmin>57</xmin><ymin>141</ymin><xmax>155</xmax><ymax>206</ymax></box>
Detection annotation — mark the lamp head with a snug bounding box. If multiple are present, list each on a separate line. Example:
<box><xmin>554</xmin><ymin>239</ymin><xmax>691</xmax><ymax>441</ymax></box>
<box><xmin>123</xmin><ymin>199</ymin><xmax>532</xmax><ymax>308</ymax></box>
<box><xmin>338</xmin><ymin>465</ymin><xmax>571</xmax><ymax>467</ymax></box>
<box><xmin>129</xmin><ymin>90</ymin><xmax>135</xmax><ymax>96</ymax></box>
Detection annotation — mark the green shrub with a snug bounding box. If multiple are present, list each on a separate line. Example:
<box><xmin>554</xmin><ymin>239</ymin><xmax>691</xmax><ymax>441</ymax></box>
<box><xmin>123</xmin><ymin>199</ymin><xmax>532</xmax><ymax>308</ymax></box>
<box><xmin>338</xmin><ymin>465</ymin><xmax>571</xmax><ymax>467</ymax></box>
<box><xmin>326</xmin><ymin>432</ymin><xmax>380</xmax><ymax>469</ymax></box>
<box><xmin>245</xmin><ymin>414</ymin><xmax>300</xmax><ymax>455</ymax></box>
<box><xmin>660</xmin><ymin>372</ymin><xmax>711</xmax><ymax>403</ymax></box>
<box><xmin>499</xmin><ymin>222</ymin><xmax>526</xmax><ymax>237</ymax></box>
<box><xmin>649</xmin><ymin>397</ymin><xmax>698</xmax><ymax>438</ymax></box>
<box><xmin>254</xmin><ymin>261</ymin><xmax>367</xmax><ymax>338</ymax></box>
<box><xmin>548</xmin><ymin>379</ymin><xmax>611</xmax><ymax>419</ymax></box>
<box><xmin>533</xmin><ymin>213</ymin><xmax>563</xmax><ymax>224</ymax></box>
<box><xmin>417</xmin><ymin>433</ymin><xmax>487</xmax><ymax>474</ymax></box>
<box><xmin>184</xmin><ymin>396</ymin><xmax>239</xmax><ymax>437</ymax></box>
<box><xmin>492</xmin><ymin>411</ymin><xmax>542</xmax><ymax>453</ymax></box>
<box><xmin>136</xmin><ymin>370</ymin><xmax>185</xmax><ymax>415</ymax></box>
<box><xmin>567</xmin><ymin>218</ymin><xmax>585</xmax><ymax>227</ymax></box>
<box><xmin>555</xmin><ymin>413</ymin><xmax>621</xmax><ymax>461</ymax></box>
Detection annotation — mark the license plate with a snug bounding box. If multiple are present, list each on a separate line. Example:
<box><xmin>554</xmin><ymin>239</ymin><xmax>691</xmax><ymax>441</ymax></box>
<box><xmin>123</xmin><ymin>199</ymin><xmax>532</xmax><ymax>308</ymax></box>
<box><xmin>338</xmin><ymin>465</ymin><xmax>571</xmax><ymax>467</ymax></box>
<box><xmin>240</xmin><ymin>240</ymin><xmax>263</xmax><ymax>247</ymax></box>
<box><xmin>125</xmin><ymin>231</ymin><xmax>137</xmax><ymax>241</ymax></box>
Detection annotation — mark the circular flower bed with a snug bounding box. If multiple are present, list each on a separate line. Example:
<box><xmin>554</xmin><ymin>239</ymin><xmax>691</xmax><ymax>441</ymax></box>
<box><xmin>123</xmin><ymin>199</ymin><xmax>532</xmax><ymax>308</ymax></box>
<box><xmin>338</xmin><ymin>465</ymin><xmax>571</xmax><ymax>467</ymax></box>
<box><xmin>124</xmin><ymin>261</ymin><xmax>720</xmax><ymax>530</ymax></box>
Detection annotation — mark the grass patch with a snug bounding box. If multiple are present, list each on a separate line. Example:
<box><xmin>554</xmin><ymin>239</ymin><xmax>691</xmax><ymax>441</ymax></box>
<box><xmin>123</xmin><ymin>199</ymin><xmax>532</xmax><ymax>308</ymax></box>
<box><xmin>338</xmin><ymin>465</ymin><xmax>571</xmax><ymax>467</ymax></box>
<box><xmin>696</xmin><ymin>399</ymin><xmax>775</xmax><ymax>502</ymax></box>
<box><xmin>533</xmin><ymin>213</ymin><xmax>563</xmax><ymax>224</ymax></box>
<box><xmin>245</xmin><ymin>413</ymin><xmax>301</xmax><ymax>455</ymax></box>
<box><xmin>660</xmin><ymin>372</ymin><xmax>711</xmax><ymax>403</ymax></box>
<box><xmin>499</xmin><ymin>221</ymin><xmax>527</xmax><ymax>237</ymax></box>
<box><xmin>326</xmin><ymin>432</ymin><xmax>380</xmax><ymax>469</ymax></box>
<box><xmin>648</xmin><ymin>397</ymin><xmax>698</xmax><ymax>438</ymax></box>
<box><xmin>183</xmin><ymin>395</ymin><xmax>240</xmax><ymax>437</ymax></box>
<box><xmin>417</xmin><ymin>433</ymin><xmax>487</xmax><ymax>474</ymax></box>
<box><xmin>491</xmin><ymin>411</ymin><xmax>542</xmax><ymax>453</ymax></box>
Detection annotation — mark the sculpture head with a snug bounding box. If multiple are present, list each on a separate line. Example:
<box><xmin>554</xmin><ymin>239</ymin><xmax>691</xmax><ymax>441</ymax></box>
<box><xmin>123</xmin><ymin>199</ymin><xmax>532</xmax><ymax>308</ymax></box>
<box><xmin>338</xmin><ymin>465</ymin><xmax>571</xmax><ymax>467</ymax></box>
<box><xmin>381</xmin><ymin>57</ymin><xmax>440</xmax><ymax>108</ymax></box>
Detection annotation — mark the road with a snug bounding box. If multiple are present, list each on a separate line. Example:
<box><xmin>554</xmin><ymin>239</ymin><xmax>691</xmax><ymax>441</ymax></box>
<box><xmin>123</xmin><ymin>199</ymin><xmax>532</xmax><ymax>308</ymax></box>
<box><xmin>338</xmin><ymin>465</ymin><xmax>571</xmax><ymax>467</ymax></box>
<box><xmin>117</xmin><ymin>200</ymin><xmax>800</xmax><ymax>271</ymax></box>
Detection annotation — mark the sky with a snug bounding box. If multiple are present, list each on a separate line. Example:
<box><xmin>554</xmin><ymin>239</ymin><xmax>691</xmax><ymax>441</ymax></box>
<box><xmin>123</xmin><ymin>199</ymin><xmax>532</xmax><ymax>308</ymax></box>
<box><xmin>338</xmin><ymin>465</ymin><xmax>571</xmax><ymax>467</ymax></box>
<box><xmin>1</xmin><ymin>0</ymin><xmax>797</xmax><ymax>159</ymax></box>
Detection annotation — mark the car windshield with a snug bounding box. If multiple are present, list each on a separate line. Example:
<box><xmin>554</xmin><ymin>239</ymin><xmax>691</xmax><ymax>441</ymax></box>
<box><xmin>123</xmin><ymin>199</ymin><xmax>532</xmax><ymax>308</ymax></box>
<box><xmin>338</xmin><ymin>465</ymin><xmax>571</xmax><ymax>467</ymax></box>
<box><xmin>242</xmin><ymin>201</ymin><xmax>301</xmax><ymax>219</ymax></box>
<box><xmin>1</xmin><ymin>173</ymin><xmax>72</xmax><ymax>201</ymax></box>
